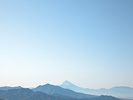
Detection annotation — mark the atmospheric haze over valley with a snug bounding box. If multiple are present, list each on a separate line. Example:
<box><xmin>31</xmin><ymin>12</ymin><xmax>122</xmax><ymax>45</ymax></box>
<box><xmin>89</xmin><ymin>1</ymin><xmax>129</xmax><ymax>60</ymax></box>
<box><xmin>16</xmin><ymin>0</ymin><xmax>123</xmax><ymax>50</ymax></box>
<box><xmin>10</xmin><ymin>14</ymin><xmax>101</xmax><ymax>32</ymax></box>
<box><xmin>0</xmin><ymin>0</ymin><xmax>133</xmax><ymax>100</ymax></box>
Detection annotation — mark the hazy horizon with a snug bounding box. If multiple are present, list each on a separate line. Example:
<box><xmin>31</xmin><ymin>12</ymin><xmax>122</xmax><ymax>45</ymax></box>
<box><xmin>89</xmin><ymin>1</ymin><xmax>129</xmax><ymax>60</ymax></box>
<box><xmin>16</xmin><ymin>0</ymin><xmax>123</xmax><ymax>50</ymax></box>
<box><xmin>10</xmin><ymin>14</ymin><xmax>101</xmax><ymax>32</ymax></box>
<box><xmin>0</xmin><ymin>80</ymin><xmax>133</xmax><ymax>89</ymax></box>
<box><xmin>0</xmin><ymin>0</ymin><xmax>133</xmax><ymax>89</ymax></box>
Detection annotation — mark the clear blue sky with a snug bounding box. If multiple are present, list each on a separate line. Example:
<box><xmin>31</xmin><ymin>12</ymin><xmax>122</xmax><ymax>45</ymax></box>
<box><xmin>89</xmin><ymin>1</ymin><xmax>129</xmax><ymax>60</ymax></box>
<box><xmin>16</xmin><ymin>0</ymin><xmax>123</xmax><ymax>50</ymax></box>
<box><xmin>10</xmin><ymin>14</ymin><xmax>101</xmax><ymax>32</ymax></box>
<box><xmin>0</xmin><ymin>0</ymin><xmax>133</xmax><ymax>89</ymax></box>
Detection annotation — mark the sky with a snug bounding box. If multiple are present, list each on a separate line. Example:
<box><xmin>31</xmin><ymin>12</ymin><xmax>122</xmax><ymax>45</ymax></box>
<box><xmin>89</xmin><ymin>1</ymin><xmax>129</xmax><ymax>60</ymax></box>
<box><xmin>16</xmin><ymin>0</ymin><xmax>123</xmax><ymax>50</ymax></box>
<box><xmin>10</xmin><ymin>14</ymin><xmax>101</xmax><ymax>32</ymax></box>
<box><xmin>0</xmin><ymin>0</ymin><xmax>133</xmax><ymax>89</ymax></box>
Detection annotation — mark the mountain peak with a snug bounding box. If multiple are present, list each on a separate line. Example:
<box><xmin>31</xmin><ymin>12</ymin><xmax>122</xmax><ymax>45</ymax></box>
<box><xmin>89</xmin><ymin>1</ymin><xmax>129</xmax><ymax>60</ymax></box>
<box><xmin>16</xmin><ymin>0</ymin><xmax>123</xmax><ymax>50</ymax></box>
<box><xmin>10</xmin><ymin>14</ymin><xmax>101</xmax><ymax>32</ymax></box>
<box><xmin>62</xmin><ymin>80</ymin><xmax>73</xmax><ymax>86</ymax></box>
<box><xmin>60</xmin><ymin>80</ymin><xmax>83</xmax><ymax>92</ymax></box>
<box><xmin>45</xmin><ymin>83</ymin><xmax>52</xmax><ymax>86</ymax></box>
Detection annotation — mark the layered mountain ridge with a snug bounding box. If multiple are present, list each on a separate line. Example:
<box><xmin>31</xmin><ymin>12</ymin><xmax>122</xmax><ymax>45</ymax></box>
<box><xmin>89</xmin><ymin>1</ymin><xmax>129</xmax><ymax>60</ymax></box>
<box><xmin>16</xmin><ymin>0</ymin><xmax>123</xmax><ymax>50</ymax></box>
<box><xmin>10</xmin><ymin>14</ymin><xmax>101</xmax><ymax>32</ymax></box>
<box><xmin>33</xmin><ymin>83</ymin><xmax>95</xmax><ymax>99</ymax></box>
<box><xmin>0</xmin><ymin>88</ymin><xmax>120</xmax><ymax>100</ymax></box>
<box><xmin>60</xmin><ymin>80</ymin><xmax>133</xmax><ymax>99</ymax></box>
<box><xmin>0</xmin><ymin>80</ymin><xmax>132</xmax><ymax>100</ymax></box>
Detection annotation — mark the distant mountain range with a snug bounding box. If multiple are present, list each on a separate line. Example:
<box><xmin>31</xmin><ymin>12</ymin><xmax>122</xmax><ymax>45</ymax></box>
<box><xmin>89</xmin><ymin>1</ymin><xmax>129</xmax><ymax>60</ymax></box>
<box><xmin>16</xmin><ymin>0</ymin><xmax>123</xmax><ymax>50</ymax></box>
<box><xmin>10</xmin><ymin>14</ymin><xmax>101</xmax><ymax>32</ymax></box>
<box><xmin>33</xmin><ymin>83</ymin><xmax>95</xmax><ymax>99</ymax></box>
<box><xmin>0</xmin><ymin>86</ymin><xmax>22</xmax><ymax>90</ymax></box>
<box><xmin>0</xmin><ymin>88</ymin><xmax>73</xmax><ymax>100</ymax></box>
<box><xmin>0</xmin><ymin>81</ymin><xmax>132</xmax><ymax>100</ymax></box>
<box><xmin>60</xmin><ymin>80</ymin><xmax>133</xmax><ymax>99</ymax></box>
<box><xmin>0</xmin><ymin>88</ymin><xmax>120</xmax><ymax>100</ymax></box>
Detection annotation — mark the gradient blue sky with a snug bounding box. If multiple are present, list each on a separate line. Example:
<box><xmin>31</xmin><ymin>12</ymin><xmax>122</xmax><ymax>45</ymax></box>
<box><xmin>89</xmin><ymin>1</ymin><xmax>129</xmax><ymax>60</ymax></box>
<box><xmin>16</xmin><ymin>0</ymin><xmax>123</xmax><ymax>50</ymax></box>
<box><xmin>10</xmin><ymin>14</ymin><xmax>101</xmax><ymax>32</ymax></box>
<box><xmin>0</xmin><ymin>0</ymin><xmax>133</xmax><ymax>89</ymax></box>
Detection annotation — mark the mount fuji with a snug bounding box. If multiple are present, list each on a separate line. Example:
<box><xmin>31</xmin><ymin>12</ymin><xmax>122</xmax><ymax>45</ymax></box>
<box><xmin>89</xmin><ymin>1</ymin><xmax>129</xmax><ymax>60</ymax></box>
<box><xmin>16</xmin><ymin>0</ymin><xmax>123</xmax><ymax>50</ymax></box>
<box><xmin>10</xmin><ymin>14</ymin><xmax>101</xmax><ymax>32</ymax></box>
<box><xmin>60</xmin><ymin>80</ymin><xmax>84</xmax><ymax>92</ymax></box>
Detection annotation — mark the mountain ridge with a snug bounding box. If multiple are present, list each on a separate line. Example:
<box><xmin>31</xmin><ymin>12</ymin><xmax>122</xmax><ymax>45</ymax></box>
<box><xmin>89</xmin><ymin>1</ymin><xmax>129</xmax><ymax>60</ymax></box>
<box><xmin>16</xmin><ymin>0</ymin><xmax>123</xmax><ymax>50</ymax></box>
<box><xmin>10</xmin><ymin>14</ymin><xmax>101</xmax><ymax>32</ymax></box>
<box><xmin>33</xmin><ymin>83</ymin><xmax>95</xmax><ymax>99</ymax></box>
<box><xmin>0</xmin><ymin>88</ymin><xmax>121</xmax><ymax>100</ymax></box>
<box><xmin>0</xmin><ymin>86</ymin><xmax>22</xmax><ymax>90</ymax></box>
<box><xmin>60</xmin><ymin>80</ymin><xmax>133</xmax><ymax>99</ymax></box>
<box><xmin>0</xmin><ymin>81</ymin><xmax>132</xmax><ymax>99</ymax></box>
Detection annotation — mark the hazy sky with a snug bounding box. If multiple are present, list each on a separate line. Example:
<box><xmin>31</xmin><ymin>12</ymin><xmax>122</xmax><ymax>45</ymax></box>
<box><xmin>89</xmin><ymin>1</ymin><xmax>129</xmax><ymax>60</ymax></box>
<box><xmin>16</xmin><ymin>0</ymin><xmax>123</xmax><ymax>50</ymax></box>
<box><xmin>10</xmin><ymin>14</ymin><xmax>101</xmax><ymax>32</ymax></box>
<box><xmin>0</xmin><ymin>0</ymin><xmax>133</xmax><ymax>89</ymax></box>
